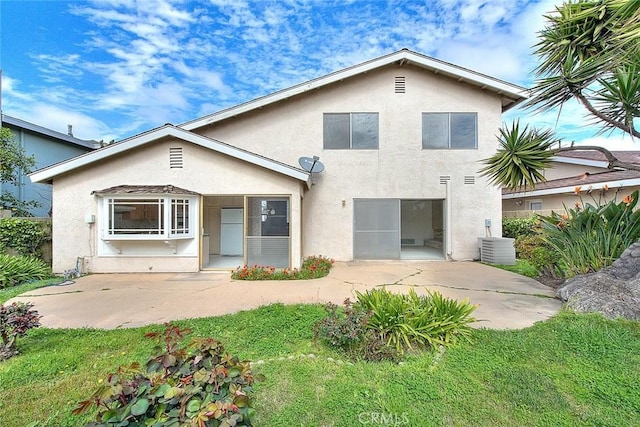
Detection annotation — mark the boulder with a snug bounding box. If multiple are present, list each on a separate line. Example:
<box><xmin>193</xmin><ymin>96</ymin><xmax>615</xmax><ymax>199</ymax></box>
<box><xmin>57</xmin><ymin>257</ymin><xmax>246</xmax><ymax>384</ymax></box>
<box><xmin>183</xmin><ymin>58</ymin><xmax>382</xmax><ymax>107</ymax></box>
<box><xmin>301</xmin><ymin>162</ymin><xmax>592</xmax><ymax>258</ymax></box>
<box><xmin>556</xmin><ymin>243</ymin><xmax>640</xmax><ymax>320</ymax></box>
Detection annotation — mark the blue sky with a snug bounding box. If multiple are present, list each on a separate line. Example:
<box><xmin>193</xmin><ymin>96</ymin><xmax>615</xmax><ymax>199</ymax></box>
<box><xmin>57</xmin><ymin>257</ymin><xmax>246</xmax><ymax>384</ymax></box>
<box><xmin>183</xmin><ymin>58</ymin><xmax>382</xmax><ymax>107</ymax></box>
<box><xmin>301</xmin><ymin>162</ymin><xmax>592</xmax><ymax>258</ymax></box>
<box><xmin>1</xmin><ymin>0</ymin><xmax>637</xmax><ymax>149</ymax></box>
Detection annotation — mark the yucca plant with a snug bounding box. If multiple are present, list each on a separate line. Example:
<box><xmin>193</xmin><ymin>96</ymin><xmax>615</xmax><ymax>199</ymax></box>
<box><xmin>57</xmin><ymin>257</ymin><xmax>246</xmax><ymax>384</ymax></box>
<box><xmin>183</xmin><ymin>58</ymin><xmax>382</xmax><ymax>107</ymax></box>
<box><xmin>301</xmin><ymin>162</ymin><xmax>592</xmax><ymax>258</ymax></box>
<box><xmin>479</xmin><ymin>121</ymin><xmax>558</xmax><ymax>190</ymax></box>
<box><xmin>0</xmin><ymin>255</ymin><xmax>51</xmax><ymax>288</ymax></box>
<box><xmin>539</xmin><ymin>190</ymin><xmax>640</xmax><ymax>276</ymax></box>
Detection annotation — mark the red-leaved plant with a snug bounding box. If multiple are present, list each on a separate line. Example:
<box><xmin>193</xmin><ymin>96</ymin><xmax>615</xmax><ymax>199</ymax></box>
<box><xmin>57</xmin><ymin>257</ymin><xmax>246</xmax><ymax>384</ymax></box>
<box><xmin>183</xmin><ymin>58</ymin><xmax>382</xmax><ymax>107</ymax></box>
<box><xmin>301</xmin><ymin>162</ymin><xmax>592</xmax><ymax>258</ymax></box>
<box><xmin>73</xmin><ymin>323</ymin><xmax>264</xmax><ymax>426</ymax></box>
<box><xmin>0</xmin><ymin>301</ymin><xmax>41</xmax><ymax>361</ymax></box>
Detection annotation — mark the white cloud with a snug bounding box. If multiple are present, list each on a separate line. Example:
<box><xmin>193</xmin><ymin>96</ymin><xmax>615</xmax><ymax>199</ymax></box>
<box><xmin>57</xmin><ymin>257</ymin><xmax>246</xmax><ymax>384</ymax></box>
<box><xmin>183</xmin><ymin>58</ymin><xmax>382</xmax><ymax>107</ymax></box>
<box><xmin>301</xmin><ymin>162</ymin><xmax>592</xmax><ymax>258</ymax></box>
<box><xmin>2</xmin><ymin>0</ymin><xmax>632</xmax><ymax>151</ymax></box>
<box><xmin>21</xmin><ymin>103</ymin><xmax>113</xmax><ymax>142</ymax></box>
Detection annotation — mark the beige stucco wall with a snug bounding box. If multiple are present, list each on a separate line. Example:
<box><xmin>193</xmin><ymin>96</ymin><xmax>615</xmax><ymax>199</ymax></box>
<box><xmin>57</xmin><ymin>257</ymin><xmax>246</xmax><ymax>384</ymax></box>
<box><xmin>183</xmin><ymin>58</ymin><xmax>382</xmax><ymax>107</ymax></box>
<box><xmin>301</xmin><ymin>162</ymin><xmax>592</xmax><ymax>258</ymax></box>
<box><xmin>543</xmin><ymin>162</ymin><xmax>604</xmax><ymax>180</ymax></box>
<box><xmin>51</xmin><ymin>140</ymin><xmax>304</xmax><ymax>273</ymax></box>
<box><xmin>196</xmin><ymin>63</ymin><xmax>504</xmax><ymax>260</ymax></box>
<box><xmin>503</xmin><ymin>185</ymin><xmax>640</xmax><ymax>214</ymax></box>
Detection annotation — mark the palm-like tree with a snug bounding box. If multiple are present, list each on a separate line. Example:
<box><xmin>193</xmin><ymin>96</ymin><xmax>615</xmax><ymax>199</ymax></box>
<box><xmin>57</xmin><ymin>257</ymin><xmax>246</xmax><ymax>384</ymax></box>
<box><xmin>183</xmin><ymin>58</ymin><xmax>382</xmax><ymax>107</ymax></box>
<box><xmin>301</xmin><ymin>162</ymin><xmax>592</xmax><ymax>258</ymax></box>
<box><xmin>481</xmin><ymin>0</ymin><xmax>640</xmax><ymax>189</ymax></box>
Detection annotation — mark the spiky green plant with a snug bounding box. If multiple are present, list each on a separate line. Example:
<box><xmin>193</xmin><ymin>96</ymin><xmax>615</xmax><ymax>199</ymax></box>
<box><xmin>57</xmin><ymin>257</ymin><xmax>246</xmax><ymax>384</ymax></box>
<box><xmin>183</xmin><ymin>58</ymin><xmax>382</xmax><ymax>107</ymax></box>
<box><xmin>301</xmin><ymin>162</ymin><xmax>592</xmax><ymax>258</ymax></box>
<box><xmin>539</xmin><ymin>190</ymin><xmax>640</xmax><ymax>276</ymax></box>
<box><xmin>354</xmin><ymin>288</ymin><xmax>477</xmax><ymax>354</ymax></box>
<box><xmin>0</xmin><ymin>255</ymin><xmax>51</xmax><ymax>288</ymax></box>
<box><xmin>479</xmin><ymin>121</ymin><xmax>558</xmax><ymax>190</ymax></box>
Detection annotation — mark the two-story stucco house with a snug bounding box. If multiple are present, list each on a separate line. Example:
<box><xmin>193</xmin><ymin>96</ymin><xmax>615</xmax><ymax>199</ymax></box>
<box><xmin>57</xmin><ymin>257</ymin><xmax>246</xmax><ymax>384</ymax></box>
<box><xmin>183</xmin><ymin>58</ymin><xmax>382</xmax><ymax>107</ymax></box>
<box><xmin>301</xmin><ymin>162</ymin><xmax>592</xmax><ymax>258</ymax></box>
<box><xmin>30</xmin><ymin>49</ymin><xmax>527</xmax><ymax>274</ymax></box>
<box><xmin>2</xmin><ymin>114</ymin><xmax>99</xmax><ymax>217</ymax></box>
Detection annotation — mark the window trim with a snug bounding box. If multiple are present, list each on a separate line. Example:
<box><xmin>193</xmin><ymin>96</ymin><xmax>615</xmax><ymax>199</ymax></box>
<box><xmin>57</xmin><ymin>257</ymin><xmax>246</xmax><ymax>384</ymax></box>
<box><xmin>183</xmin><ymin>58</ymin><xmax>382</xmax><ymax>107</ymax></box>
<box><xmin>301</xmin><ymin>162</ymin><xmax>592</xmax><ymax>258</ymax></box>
<box><xmin>323</xmin><ymin>112</ymin><xmax>379</xmax><ymax>150</ymax></box>
<box><xmin>100</xmin><ymin>195</ymin><xmax>196</xmax><ymax>240</ymax></box>
<box><xmin>527</xmin><ymin>200</ymin><xmax>543</xmax><ymax>211</ymax></box>
<box><xmin>421</xmin><ymin>112</ymin><xmax>478</xmax><ymax>150</ymax></box>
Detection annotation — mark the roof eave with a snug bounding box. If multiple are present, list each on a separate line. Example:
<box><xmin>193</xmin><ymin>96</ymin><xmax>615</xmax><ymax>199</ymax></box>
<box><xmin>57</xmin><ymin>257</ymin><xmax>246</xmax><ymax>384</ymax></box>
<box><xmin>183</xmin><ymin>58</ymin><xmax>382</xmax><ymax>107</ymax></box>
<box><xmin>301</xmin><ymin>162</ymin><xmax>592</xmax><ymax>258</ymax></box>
<box><xmin>503</xmin><ymin>177</ymin><xmax>640</xmax><ymax>198</ymax></box>
<box><xmin>29</xmin><ymin>125</ymin><xmax>311</xmax><ymax>186</ymax></box>
<box><xmin>2</xmin><ymin>114</ymin><xmax>100</xmax><ymax>150</ymax></box>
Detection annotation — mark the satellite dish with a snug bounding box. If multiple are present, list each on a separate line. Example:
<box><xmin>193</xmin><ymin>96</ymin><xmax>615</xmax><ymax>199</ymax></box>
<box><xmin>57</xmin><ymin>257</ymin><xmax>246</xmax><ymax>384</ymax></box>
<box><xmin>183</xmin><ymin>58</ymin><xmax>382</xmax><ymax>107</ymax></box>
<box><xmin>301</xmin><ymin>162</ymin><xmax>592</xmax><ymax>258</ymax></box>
<box><xmin>298</xmin><ymin>155</ymin><xmax>325</xmax><ymax>173</ymax></box>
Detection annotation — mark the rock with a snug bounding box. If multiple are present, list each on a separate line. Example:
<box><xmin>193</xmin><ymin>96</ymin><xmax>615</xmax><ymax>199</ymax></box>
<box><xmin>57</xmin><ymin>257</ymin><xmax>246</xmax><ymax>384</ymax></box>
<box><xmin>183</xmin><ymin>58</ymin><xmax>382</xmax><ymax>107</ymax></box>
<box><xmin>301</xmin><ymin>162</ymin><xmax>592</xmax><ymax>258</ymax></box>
<box><xmin>556</xmin><ymin>243</ymin><xmax>640</xmax><ymax>320</ymax></box>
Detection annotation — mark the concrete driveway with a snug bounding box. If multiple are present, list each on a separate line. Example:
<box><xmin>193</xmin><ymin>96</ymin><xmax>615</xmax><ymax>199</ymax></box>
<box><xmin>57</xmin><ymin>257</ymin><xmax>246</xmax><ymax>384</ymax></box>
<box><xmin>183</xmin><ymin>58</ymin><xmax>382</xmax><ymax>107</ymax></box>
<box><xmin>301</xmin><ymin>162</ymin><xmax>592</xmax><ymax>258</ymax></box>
<box><xmin>8</xmin><ymin>261</ymin><xmax>562</xmax><ymax>330</ymax></box>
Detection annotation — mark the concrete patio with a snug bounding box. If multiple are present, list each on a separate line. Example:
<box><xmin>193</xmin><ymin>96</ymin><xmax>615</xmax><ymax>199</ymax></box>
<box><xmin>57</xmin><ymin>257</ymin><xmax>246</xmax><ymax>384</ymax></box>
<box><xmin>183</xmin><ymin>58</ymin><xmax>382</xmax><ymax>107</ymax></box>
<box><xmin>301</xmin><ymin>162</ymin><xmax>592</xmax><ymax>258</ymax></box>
<box><xmin>8</xmin><ymin>261</ymin><xmax>562</xmax><ymax>330</ymax></box>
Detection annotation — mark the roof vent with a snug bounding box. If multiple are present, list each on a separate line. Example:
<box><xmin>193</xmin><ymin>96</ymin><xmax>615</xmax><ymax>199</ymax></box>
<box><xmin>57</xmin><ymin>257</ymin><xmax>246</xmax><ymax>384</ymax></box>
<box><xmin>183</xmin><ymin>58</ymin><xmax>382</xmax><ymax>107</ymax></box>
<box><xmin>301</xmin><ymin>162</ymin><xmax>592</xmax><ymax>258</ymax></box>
<box><xmin>464</xmin><ymin>175</ymin><xmax>475</xmax><ymax>185</ymax></box>
<box><xmin>169</xmin><ymin>147</ymin><xmax>183</xmax><ymax>169</ymax></box>
<box><xmin>395</xmin><ymin>76</ymin><xmax>406</xmax><ymax>93</ymax></box>
<box><xmin>439</xmin><ymin>175</ymin><xmax>451</xmax><ymax>184</ymax></box>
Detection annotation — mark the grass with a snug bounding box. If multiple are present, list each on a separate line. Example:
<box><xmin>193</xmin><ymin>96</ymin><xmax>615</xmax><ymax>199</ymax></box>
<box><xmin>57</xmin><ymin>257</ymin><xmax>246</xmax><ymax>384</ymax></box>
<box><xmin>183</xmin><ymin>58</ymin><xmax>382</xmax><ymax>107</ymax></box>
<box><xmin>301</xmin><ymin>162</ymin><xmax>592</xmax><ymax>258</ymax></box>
<box><xmin>487</xmin><ymin>259</ymin><xmax>539</xmax><ymax>278</ymax></box>
<box><xmin>0</xmin><ymin>277</ymin><xmax>62</xmax><ymax>304</ymax></box>
<box><xmin>1</xmin><ymin>304</ymin><xmax>639</xmax><ymax>426</ymax></box>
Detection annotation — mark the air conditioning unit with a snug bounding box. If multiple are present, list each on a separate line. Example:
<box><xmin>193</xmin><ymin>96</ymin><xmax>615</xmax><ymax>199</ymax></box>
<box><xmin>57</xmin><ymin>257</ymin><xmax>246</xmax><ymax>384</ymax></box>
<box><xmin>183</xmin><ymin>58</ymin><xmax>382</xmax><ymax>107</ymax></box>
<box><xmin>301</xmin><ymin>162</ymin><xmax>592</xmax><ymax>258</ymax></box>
<box><xmin>478</xmin><ymin>237</ymin><xmax>515</xmax><ymax>265</ymax></box>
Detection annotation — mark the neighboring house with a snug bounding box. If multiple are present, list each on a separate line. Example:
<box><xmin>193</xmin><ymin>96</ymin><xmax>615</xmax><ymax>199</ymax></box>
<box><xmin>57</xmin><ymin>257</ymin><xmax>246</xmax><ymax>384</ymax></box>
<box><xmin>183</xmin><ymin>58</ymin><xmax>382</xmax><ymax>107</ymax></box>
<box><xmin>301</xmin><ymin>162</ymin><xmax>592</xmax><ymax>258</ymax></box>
<box><xmin>503</xmin><ymin>150</ymin><xmax>640</xmax><ymax>218</ymax></box>
<box><xmin>30</xmin><ymin>49</ymin><xmax>526</xmax><ymax>274</ymax></box>
<box><xmin>2</xmin><ymin>114</ymin><xmax>99</xmax><ymax>217</ymax></box>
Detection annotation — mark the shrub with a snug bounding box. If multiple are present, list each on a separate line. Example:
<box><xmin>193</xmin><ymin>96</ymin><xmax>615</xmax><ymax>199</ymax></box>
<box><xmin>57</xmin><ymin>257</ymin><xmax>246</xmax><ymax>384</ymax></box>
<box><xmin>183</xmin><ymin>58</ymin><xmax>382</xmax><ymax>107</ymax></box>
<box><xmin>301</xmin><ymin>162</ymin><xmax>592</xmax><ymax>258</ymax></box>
<box><xmin>355</xmin><ymin>288</ymin><xmax>477</xmax><ymax>354</ymax></box>
<box><xmin>0</xmin><ymin>218</ymin><xmax>50</xmax><ymax>257</ymax></box>
<box><xmin>313</xmin><ymin>299</ymin><xmax>401</xmax><ymax>362</ymax></box>
<box><xmin>502</xmin><ymin>216</ymin><xmax>538</xmax><ymax>239</ymax></box>
<box><xmin>0</xmin><ymin>301</ymin><xmax>41</xmax><ymax>361</ymax></box>
<box><xmin>0</xmin><ymin>254</ymin><xmax>51</xmax><ymax>288</ymax></box>
<box><xmin>514</xmin><ymin>233</ymin><xmax>551</xmax><ymax>261</ymax></box>
<box><xmin>232</xmin><ymin>255</ymin><xmax>334</xmax><ymax>280</ymax></box>
<box><xmin>530</xmin><ymin>246</ymin><xmax>560</xmax><ymax>278</ymax></box>
<box><xmin>539</xmin><ymin>190</ymin><xmax>640</xmax><ymax>276</ymax></box>
<box><xmin>74</xmin><ymin>323</ymin><xmax>263</xmax><ymax>426</ymax></box>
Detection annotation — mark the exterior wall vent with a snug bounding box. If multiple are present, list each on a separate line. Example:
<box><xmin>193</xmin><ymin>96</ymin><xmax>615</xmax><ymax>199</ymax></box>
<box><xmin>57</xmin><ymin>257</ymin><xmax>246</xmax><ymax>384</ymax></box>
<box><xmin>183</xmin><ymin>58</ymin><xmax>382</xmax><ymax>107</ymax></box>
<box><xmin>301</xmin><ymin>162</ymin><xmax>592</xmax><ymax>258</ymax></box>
<box><xmin>464</xmin><ymin>175</ymin><xmax>475</xmax><ymax>185</ymax></box>
<box><xmin>169</xmin><ymin>147</ymin><xmax>183</xmax><ymax>169</ymax></box>
<box><xmin>394</xmin><ymin>76</ymin><xmax>406</xmax><ymax>93</ymax></box>
<box><xmin>439</xmin><ymin>175</ymin><xmax>451</xmax><ymax>184</ymax></box>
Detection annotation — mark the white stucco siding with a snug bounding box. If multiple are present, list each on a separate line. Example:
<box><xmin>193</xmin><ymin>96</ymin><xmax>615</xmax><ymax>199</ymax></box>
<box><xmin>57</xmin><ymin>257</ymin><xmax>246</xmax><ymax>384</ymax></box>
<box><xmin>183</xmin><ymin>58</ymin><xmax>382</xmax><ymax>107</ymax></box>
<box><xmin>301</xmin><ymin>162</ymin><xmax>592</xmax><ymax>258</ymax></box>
<box><xmin>51</xmin><ymin>140</ymin><xmax>304</xmax><ymax>273</ymax></box>
<box><xmin>196</xmin><ymin>64</ymin><xmax>504</xmax><ymax>261</ymax></box>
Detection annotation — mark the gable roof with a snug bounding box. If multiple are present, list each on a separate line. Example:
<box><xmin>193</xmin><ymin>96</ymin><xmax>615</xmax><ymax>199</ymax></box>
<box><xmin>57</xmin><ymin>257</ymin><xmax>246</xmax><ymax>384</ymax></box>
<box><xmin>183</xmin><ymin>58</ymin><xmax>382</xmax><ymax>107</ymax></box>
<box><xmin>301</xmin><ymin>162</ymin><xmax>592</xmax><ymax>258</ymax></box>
<box><xmin>29</xmin><ymin>124</ymin><xmax>311</xmax><ymax>187</ymax></box>
<box><xmin>552</xmin><ymin>150</ymin><xmax>640</xmax><ymax>168</ymax></box>
<box><xmin>2</xmin><ymin>114</ymin><xmax>99</xmax><ymax>150</ymax></box>
<box><xmin>180</xmin><ymin>48</ymin><xmax>528</xmax><ymax>131</ymax></box>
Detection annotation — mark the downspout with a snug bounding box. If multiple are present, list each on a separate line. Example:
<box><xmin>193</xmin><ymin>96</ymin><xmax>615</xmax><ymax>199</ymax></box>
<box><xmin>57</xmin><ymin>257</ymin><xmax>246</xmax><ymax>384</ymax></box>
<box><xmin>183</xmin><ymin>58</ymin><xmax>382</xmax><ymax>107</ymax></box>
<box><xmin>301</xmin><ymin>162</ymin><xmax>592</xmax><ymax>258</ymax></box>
<box><xmin>445</xmin><ymin>178</ymin><xmax>453</xmax><ymax>260</ymax></box>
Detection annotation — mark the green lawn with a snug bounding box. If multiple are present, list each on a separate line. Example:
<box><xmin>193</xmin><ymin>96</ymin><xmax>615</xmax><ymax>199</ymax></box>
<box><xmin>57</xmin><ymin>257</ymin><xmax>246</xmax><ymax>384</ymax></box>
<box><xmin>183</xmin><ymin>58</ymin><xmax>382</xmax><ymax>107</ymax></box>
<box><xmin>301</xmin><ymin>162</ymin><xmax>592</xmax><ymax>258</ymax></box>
<box><xmin>0</xmin><ymin>278</ymin><xmax>62</xmax><ymax>304</ymax></box>
<box><xmin>1</xmin><ymin>303</ymin><xmax>639</xmax><ymax>426</ymax></box>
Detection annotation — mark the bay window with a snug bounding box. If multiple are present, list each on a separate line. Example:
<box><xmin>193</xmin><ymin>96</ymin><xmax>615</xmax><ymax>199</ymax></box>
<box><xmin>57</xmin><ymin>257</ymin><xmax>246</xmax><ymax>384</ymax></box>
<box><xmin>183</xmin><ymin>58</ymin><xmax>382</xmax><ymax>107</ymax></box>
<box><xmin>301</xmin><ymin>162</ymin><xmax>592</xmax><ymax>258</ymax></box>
<box><xmin>102</xmin><ymin>196</ymin><xmax>194</xmax><ymax>239</ymax></box>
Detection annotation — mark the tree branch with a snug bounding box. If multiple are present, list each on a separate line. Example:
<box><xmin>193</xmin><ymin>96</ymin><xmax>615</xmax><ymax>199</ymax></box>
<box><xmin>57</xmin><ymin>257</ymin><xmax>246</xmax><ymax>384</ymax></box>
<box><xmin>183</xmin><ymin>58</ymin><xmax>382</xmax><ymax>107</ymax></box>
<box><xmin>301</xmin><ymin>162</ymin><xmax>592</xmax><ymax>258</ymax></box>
<box><xmin>555</xmin><ymin>145</ymin><xmax>640</xmax><ymax>172</ymax></box>
<box><xmin>574</xmin><ymin>91</ymin><xmax>640</xmax><ymax>138</ymax></box>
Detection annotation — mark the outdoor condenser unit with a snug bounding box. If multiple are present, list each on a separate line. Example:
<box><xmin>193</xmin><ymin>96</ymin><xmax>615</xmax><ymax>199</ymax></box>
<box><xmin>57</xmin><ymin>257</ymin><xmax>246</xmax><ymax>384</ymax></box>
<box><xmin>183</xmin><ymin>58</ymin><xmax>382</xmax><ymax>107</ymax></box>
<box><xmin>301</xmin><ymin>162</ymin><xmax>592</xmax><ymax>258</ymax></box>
<box><xmin>478</xmin><ymin>237</ymin><xmax>516</xmax><ymax>265</ymax></box>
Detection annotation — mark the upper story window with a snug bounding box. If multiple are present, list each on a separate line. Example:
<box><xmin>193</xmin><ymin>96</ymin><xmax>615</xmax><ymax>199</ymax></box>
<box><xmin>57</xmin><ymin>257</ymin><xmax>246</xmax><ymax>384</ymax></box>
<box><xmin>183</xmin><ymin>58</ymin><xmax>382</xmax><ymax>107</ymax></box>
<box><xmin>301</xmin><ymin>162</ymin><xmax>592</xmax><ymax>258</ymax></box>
<box><xmin>323</xmin><ymin>113</ymin><xmax>379</xmax><ymax>149</ymax></box>
<box><xmin>103</xmin><ymin>197</ymin><xmax>194</xmax><ymax>239</ymax></box>
<box><xmin>422</xmin><ymin>113</ymin><xmax>477</xmax><ymax>149</ymax></box>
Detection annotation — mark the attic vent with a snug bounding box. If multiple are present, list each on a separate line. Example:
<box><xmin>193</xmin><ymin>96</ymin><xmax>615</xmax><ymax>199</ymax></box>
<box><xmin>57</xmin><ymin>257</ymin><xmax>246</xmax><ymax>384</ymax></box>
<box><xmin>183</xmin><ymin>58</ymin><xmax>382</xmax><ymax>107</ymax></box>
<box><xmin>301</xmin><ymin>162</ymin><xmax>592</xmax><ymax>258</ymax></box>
<box><xmin>169</xmin><ymin>147</ymin><xmax>183</xmax><ymax>169</ymax></box>
<box><xmin>464</xmin><ymin>175</ymin><xmax>475</xmax><ymax>185</ymax></box>
<box><xmin>439</xmin><ymin>175</ymin><xmax>451</xmax><ymax>184</ymax></box>
<box><xmin>394</xmin><ymin>76</ymin><xmax>406</xmax><ymax>93</ymax></box>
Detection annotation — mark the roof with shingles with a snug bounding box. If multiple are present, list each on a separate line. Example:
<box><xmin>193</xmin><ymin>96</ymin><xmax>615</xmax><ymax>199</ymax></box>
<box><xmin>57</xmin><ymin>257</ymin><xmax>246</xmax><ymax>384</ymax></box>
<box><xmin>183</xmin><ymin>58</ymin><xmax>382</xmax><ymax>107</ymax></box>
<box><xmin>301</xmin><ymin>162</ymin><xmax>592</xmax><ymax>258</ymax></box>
<box><xmin>91</xmin><ymin>185</ymin><xmax>200</xmax><ymax>196</ymax></box>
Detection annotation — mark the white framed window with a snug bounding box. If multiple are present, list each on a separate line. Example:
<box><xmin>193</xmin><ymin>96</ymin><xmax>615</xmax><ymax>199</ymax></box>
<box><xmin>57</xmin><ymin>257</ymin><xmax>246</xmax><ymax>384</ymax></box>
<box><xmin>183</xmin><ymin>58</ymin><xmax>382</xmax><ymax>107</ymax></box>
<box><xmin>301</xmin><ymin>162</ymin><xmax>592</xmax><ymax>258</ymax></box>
<box><xmin>323</xmin><ymin>113</ymin><xmax>379</xmax><ymax>149</ymax></box>
<box><xmin>422</xmin><ymin>112</ymin><xmax>477</xmax><ymax>149</ymax></box>
<box><xmin>528</xmin><ymin>200</ymin><xmax>543</xmax><ymax>211</ymax></box>
<box><xmin>102</xmin><ymin>196</ymin><xmax>195</xmax><ymax>239</ymax></box>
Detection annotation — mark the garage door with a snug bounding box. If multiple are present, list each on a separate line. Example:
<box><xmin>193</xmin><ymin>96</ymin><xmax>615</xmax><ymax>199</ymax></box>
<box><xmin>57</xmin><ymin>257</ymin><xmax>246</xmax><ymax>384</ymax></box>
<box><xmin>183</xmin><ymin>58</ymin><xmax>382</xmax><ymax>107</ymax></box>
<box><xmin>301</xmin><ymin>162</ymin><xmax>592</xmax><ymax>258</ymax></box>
<box><xmin>353</xmin><ymin>199</ymin><xmax>400</xmax><ymax>259</ymax></box>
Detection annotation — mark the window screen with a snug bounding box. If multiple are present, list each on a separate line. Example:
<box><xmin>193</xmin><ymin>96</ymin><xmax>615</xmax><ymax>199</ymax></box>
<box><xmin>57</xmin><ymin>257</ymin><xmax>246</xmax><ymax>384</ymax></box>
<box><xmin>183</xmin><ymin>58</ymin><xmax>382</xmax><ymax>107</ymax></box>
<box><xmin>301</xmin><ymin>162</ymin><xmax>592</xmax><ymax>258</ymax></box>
<box><xmin>323</xmin><ymin>113</ymin><xmax>379</xmax><ymax>149</ymax></box>
<box><xmin>422</xmin><ymin>113</ymin><xmax>477</xmax><ymax>149</ymax></box>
